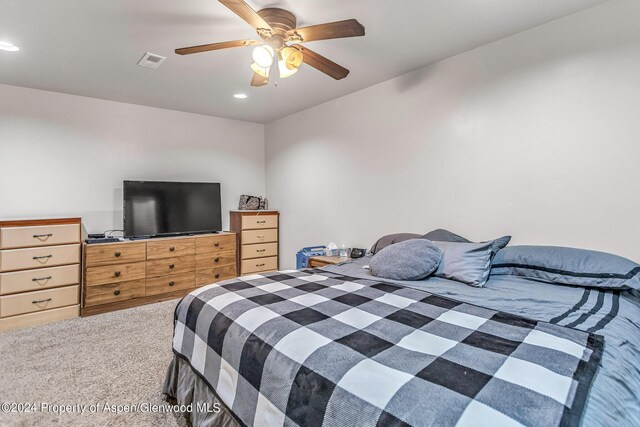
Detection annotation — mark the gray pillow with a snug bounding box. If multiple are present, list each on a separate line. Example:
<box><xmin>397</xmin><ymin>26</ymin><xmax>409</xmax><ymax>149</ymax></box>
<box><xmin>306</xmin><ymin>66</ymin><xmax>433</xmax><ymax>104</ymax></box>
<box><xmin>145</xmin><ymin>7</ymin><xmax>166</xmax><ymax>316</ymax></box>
<box><xmin>422</xmin><ymin>229</ymin><xmax>511</xmax><ymax>258</ymax></box>
<box><xmin>432</xmin><ymin>241</ymin><xmax>494</xmax><ymax>287</ymax></box>
<box><xmin>491</xmin><ymin>246</ymin><xmax>640</xmax><ymax>290</ymax></box>
<box><xmin>370</xmin><ymin>239</ymin><xmax>442</xmax><ymax>281</ymax></box>
<box><xmin>370</xmin><ymin>233</ymin><xmax>422</xmax><ymax>255</ymax></box>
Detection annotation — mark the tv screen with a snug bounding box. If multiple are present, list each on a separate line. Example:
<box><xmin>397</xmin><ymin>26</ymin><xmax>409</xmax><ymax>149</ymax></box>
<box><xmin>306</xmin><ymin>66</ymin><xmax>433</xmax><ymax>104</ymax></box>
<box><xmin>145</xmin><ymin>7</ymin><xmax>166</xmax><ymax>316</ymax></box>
<box><xmin>123</xmin><ymin>181</ymin><xmax>222</xmax><ymax>238</ymax></box>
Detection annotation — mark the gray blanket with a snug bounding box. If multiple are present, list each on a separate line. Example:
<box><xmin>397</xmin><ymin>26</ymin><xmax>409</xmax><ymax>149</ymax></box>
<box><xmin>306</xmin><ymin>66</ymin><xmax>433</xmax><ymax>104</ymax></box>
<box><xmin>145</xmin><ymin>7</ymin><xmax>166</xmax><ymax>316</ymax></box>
<box><xmin>170</xmin><ymin>267</ymin><xmax>604</xmax><ymax>427</ymax></box>
<box><xmin>325</xmin><ymin>256</ymin><xmax>640</xmax><ymax>427</ymax></box>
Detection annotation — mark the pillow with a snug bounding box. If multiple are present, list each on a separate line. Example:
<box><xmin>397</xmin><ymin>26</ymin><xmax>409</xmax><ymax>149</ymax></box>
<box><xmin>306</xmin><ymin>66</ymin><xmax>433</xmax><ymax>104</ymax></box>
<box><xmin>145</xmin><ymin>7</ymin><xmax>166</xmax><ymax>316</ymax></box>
<box><xmin>370</xmin><ymin>233</ymin><xmax>422</xmax><ymax>255</ymax></box>
<box><xmin>491</xmin><ymin>246</ymin><xmax>640</xmax><ymax>290</ymax></box>
<box><xmin>432</xmin><ymin>241</ymin><xmax>494</xmax><ymax>287</ymax></box>
<box><xmin>370</xmin><ymin>239</ymin><xmax>442</xmax><ymax>281</ymax></box>
<box><xmin>422</xmin><ymin>229</ymin><xmax>470</xmax><ymax>243</ymax></box>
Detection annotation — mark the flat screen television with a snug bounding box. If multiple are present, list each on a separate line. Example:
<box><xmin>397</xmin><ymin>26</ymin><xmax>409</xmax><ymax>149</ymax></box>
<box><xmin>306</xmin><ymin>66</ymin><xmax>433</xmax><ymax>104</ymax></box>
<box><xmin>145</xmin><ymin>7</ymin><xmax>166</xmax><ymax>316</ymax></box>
<box><xmin>123</xmin><ymin>181</ymin><xmax>222</xmax><ymax>238</ymax></box>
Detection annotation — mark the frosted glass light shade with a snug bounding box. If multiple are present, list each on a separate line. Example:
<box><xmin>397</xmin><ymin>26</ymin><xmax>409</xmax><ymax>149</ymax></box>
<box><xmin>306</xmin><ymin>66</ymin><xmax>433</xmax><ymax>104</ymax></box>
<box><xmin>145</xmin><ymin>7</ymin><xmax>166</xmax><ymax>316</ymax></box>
<box><xmin>278</xmin><ymin>59</ymin><xmax>298</xmax><ymax>78</ymax></box>
<box><xmin>251</xmin><ymin>45</ymin><xmax>274</xmax><ymax>68</ymax></box>
<box><xmin>251</xmin><ymin>63</ymin><xmax>270</xmax><ymax>78</ymax></box>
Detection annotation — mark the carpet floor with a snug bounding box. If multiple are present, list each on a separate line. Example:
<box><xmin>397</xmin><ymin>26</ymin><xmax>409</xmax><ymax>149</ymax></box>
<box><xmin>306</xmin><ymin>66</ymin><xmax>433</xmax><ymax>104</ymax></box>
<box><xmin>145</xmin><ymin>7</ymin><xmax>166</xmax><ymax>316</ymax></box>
<box><xmin>0</xmin><ymin>300</ymin><xmax>187</xmax><ymax>427</ymax></box>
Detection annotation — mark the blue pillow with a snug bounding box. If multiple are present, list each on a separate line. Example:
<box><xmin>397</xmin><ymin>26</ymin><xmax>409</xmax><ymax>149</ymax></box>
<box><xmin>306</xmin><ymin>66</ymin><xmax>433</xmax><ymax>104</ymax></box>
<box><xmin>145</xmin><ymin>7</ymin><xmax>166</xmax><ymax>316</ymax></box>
<box><xmin>370</xmin><ymin>239</ymin><xmax>442</xmax><ymax>281</ymax></box>
<box><xmin>370</xmin><ymin>233</ymin><xmax>422</xmax><ymax>255</ymax></box>
<box><xmin>491</xmin><ymin>246</ymin><xmax>640</xmax><ymax>290</ymax></box>
<box><xmin>421</xmin><ymin>229</ymin><xmax>511</xmax><ymax>258</ymax></box>
<box><xmin>432</xmin><ymin>241</ymin><xmax>494</xmax><ymax>287</ymax></box>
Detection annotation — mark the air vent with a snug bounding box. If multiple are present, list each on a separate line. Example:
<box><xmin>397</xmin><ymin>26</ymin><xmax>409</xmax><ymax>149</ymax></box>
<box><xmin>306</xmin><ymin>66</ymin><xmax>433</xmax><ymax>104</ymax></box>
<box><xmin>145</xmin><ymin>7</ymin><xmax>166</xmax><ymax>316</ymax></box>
<box><xmin>137</xmin><ymin>52</ymin><xmax>166</xmax><ymax>69</ymax></box>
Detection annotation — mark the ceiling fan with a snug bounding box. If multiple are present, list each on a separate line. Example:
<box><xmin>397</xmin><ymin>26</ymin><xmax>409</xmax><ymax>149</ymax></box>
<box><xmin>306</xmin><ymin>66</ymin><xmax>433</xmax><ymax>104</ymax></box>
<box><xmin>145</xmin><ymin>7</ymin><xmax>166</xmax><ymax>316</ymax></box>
<box><xmin>175</xmin><ymin>0</ymin><xmax>365</xmax><ymax>87</ymax></box>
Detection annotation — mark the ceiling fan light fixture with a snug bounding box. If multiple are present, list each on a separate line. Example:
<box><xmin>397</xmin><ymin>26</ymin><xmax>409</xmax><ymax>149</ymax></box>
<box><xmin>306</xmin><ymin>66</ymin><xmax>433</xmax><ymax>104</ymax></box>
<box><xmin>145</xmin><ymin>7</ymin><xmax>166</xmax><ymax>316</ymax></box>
<box><xmin>250</xmin><ymin>62</ymin><xmax>270</xmax><ymax>78</ymax></box>
<box><xmin>278</xmin><ymin>59</ymin><xmax>298</xmax><ymax>79</ymax></box>
<box><xmin>281</xmin><ymin>47</ymin><xmax>303</xmax><ymax>70</ymax></box>
<box><xmin>251</xmin><ymin>45</ymin><xmax>274</xmax><ymax>68</ymax></box>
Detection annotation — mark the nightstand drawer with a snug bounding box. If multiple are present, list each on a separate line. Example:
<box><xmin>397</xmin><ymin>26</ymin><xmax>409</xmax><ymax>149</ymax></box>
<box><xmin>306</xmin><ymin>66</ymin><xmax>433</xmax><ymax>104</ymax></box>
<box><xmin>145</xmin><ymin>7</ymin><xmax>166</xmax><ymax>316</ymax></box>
<box><xmin>242</xmin><ymin>243</ymin><xmax>278</xmax><ymax>260</ymax></box>
<box><xmin>241</xmin><ymin>229</ymin><xmax>277</xmax><ymax>245</ymax></box>
<box><xmin>146</xmin><ymin>256</ymin><xmax>195</xmax><ymax>278</ymax></box>
<box><xmin>86</xmin><ymin>262</ymin><xmax>146</xmax><ymax>286</ymax></box>
<box><xmin>84</xmin><ymin>279</ymin><xmax>145</xmax><ymax>307</ymax></box>
<box><xmin>0</xmin><ymin>264</ymin><xmax>79</xmax><ymax>295</ymax></box>
<box><xmin>241</xmin><ymin>215</ymin><xmax>278</xmax><ymax>230</ymax></box>
<box><xmin>196</xmin><ymin>265</ymin><xmax>236</xmax><ymax>286</ymax></box>
<box><xmin>147</xmin><ymin>238</ymin><xmax>195</xmax><ymax>260</ymax></box>
<box><xmin>195</xmin><ymin>251</ymin><xmax>236</xmax><ymax>269</ymax></box>
<box><xmin>146</xmin><ymin>272</ymin><xmax>195</xmax><ymax>296</ymax></box>
<box><xmin>0</xmin><ymin>224</ymin><xmax>80</xmax><ymax>249</ymax></box>
<box><xmin>85</xmin><ymin>243</ymin><xmax>146</xmax><ymax>267</ymax></box>
<box><xmin>196</xmin><ymin>234</ymin><xmax>237</xmax><ymax>254</ymax></box>
<box><xmin>241</xmin><ymin>256</ymin><xmax>278</xmax><ymax>274</ymax></box>
<box><xmin>0</xmin><ymin>285</ymin><xmax>79</xmax><ymax>318</ymax></box>
<box><xmin>0</xmin><ymin>244</ymin><xmax>80</xmax><ymax>272</ymax></box>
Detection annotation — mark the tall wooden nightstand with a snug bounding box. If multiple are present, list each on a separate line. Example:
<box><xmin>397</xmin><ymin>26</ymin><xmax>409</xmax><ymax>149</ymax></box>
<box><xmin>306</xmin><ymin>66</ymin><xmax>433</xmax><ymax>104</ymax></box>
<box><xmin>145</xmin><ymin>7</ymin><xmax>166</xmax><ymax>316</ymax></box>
<box><xmin>307</xmin><ymin>256</ymin><xmax>349</xmax><ymax>268</ymax></box>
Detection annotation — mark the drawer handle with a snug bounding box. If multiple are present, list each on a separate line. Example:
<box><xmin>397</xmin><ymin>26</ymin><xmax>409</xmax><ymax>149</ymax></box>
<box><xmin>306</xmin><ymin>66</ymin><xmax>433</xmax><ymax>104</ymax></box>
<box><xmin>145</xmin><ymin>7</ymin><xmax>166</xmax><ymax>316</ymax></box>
<box><xmin>169</xmin><ymin>264</ymin><xmax>175</xmax><ymax>269</ymax></box>
<box><xmin>257</xmin><ymin>220</ymin><xmax>266</xmax><ymax>224</ymax></box>
<box><xmin>32</xmin><ymin>276</ymin><xmax>53</xmax><ymax>282</ymax></box>
<box><xmin>257</xmin><ymin>235</ymin><xmax>265</xmax><ymax>239</ymax></box>
<box><xmin>257</xmin><ymin>249</ymin><xmax>266</xmax><ymax>253</ymax></box>
<box><xmin>169</xmin><ymin>281</ymin><xmax>175</xmax><ymax>286</ymax></box>
<box><xmin>32</xmin><ymin>255</ymin><xmax>52</xmax><ymax>260</ymax></box>
<box><xmin>115</xmin><ymin>252</ymin><xmax>122</xmax><ymax>257</ymax></box>
<box><xmin>33</xmin><ymin>233</ymin><xmax>53</xmax><ymax>239</ymax></box>
<box><xmin>214</xmin><ymin>257</ymin><xmax>220</xmax><ymax>263</ymax></box>
<box><xmin>169</xmin><ymin>246</ymin><xmax>175</xmax><ymax>252</ymax></box>
<box><xmin>114</xmin><ymin>271</ymin><xmax>121</xmax><ymax>277</ymax></box>
<box><xmin>32</xmin><ymin>298</ymin><xmax>52</xmax><ymax>304</ymax></box>
<box><xmin>256</xmin><ymin>263</ymin><xmax>266</xmax><ymax>267</ymax></box>
<box><xmin>214</xmin><ymin>242</ymin><xmax>220</xmax><ymax>247</ymax></box>
<box><xmin>214</xmin><ymin>274</ymin><xmax>220</xmax><ymax>279</ymax></box>
<box><xmin>114</xmin><ymin>290</ymin><xmax>121</xmax><ymax>296</ymax></box>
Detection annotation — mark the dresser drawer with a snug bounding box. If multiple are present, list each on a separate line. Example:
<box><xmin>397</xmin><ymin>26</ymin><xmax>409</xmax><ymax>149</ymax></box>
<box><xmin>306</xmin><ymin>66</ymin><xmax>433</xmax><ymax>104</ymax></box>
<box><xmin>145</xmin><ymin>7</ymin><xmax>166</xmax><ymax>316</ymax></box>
<box><xmin>195</xmin><ymin>251</ymin><xmax>236</xmax><ymax>270</ymax></box>
<box><xmin>146</xmin><ymin>272</ymin><xmax>195</xmax><ymax>296</ymax></box>
<box><xmin>146</xmin><ymin>256</ymin><xmax>195</xmax><ymax>278</ymax></box>
<box><xmin>241</xmin><ymin>243</ymin><xmax>278</xmax><ymax>260</ymax></box>
<box><xmin>196</xmin><ymin>265</ymin><xmax>237</xmax><ymax>287</ymax></box>
<box><xmin>0</xmin><ymin>224</ymin><xmax>80</xmax><ymax>249</ymax></box>
<box><xmin>241</xmin><ymin>215</ymin><xmax>278</xmax><ymax>230</ymax></box>
<box><xmin>0</xmin><ymin>285</ymin><xmax>79</xmax><ymax>318</ymax></box>
<box><xmin>85</xmin><ymin>242</ymin><xmax>146</xmax><ymax>267</ymax></box>
<box><xmin>147</xmin><ymin>238</ymin><xmax>195</xmax><ymax>260</ymax></box>
<box><xmin>0</xmin><ymin>265</ymin><xmax>79</xmax><ymax>295</ymax></box>
<box><xmin>241</xmin><ymin>256</ymin><xmax>278</xmax><ymax>274</ymax></box>
<box><xmin>0</xmin><ymin>244</ymin><xmax>80</xmax><ymax>272</ymax></box>
<box><xmin>196</xmin><ymin>234</ymin><xmax>236</xmax><ymax>254</ymax></box>
<box><xmin>0</xmin><ymin>305</ymin><xmax>79</xmax><ymax>332</ymax></box>
<box><xmin>84</xmin><ymin>279</ymin><xmax>145</xmax><ymax>307</ymax></box>
<box><xmin>85</xmin><ymin>262</ymin><xmax>146</xmax><ymax>287</ymax></box>
<box><xmin>241</xmin><ymin>229</ymin><xmax>277</xmax><ymax>245</ymax></box>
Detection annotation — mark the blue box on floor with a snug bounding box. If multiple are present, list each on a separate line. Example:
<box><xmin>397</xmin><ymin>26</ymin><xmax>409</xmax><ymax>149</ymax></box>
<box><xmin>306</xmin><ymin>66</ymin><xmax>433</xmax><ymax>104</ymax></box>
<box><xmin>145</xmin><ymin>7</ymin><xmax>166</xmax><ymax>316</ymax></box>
<box><xmin>296</xmin><ymin>246</ymin><xmax>326</xmax><ymax>269</ymax></box>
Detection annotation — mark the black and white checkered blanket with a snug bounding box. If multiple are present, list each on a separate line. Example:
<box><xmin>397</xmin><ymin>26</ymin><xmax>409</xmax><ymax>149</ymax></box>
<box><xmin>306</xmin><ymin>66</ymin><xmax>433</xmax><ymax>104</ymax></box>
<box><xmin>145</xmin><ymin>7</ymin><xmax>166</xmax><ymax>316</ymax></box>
<box><xmin>172</xmin><ymin>269</ymin><xmax>603</xmax><ymax>427</ymax></box>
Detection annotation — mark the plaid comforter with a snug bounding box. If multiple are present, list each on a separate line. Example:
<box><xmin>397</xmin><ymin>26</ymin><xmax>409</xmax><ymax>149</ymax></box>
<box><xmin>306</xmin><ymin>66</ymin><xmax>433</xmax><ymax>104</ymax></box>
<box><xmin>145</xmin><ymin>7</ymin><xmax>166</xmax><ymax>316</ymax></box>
<box><xmin>172</xmin><ymin>269</ymin><xmax>603</xmax><ymax>427</ymax></box>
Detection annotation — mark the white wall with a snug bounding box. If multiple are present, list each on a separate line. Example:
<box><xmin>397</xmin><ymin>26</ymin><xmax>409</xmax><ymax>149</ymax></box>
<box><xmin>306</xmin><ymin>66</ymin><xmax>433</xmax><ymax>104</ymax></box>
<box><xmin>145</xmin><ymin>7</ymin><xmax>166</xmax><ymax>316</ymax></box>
<box><xmin>266</xmin><ymin>0</ymin><xmax>640</xmax><ymax>268</ymax></box>
<box><xmin>0</xmin><ymin>84</ymin><xmax>265</xmax><ymax>233</ymax></box>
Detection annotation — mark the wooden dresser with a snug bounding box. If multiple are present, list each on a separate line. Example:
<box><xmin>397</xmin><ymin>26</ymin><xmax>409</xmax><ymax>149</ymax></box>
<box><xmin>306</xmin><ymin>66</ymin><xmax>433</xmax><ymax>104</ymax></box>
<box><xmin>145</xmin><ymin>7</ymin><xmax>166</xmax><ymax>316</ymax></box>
<box><xmin>230</xmin><ymin>210</ymin><xmax>279</xmax><ymax>275</ymax></box>
<box><xmin>82</xmin><ymin>232</ymin><xmax>236</xmax><ymax>316</ymax></box>
<box><xmin>0</xmin><ymin>218</ymin><xmax>81</xmax><ymax>331</ymax></box>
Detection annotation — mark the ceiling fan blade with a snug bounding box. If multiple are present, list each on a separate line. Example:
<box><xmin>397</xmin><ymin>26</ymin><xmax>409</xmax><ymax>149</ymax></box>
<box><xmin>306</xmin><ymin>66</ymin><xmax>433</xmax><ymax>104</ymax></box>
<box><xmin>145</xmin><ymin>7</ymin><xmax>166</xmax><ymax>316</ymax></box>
<box><xmin>288</xmin><ymin>19</ymin><xmax>364</xmax><ymax>43</ymax></box>
<box><xmin>219</xmin><ymin>0</ymin><xmax>273</xmax><ymax>32</ymax></box>
<box><xmin>294</xmin><ymin>46</ymin><xmax>349</xmax><ymax>80</ymax></box>
<box><xmin>175</xmin><ymin>39</ymin><xmax>260</xmax><ymax>55</ymax></box>
<box><xmin>251</xmin><ymin>72</ymin><xmax>269</xmax><ymax>87</ymax></box>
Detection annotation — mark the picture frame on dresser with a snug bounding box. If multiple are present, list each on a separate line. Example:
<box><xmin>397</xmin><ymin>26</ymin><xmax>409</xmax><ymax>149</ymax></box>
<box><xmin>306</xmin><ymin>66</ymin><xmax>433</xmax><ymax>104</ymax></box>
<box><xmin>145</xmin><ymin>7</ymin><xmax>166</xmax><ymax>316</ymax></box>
<box><xmin>0</xmin><ymin>218</ymin><xmax>82</xmax><ymax>332</ymax></box>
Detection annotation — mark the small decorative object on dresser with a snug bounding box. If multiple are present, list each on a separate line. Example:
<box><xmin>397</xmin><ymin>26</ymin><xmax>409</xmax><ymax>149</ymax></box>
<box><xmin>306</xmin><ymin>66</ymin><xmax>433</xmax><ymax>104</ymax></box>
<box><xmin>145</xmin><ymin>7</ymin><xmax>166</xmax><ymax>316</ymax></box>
<box><xmin>230</xmin><ymin>210</ymin><xmax>279</xmax><ymax>275</ymax></box>
<box><xmin>0</xmin><ymin>218</ymin><xmax>81</xmax><ymax>331</ymax></box>
<box><xmin>82</xmin><ymin>232</ymin><xmax>237</xmax><ymax>316</ymax></box>
<box><xmin>238</xmin><ymin>195</ymin><xmax>268</xmax><ymax>210</ymax></box>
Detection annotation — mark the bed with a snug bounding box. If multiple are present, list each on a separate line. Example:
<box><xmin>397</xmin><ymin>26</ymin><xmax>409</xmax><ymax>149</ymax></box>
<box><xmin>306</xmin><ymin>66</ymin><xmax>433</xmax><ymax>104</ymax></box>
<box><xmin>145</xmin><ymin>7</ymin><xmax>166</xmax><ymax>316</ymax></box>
<box><xmin>163</xmin><ymin>255</ymin><xmax>640</xmax><ymax>427</ymax></box>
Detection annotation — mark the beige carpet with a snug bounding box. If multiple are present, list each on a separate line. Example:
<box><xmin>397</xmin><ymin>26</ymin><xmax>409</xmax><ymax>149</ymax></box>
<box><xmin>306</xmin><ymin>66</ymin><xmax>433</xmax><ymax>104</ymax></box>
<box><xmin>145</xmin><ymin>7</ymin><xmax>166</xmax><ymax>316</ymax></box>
<box><xmin>0</xmin><ymin>300</ymin><xmax>187</xmax><ymax>427</ymax></box>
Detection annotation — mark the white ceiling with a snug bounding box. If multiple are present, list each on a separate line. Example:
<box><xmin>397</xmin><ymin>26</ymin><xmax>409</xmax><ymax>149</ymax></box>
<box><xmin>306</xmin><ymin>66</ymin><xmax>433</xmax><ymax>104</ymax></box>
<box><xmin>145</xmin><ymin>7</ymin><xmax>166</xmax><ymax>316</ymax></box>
<box><xmin>0</xmin><ymin>0</ymin><xmax>608</xmax><ymax>123</ymax></box>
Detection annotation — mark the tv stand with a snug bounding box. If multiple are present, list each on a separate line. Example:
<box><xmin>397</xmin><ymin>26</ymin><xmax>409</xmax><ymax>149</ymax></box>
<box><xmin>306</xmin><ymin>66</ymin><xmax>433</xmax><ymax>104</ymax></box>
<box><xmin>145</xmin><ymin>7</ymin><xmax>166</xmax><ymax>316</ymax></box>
<box><xmin>81</xmin><ymin>232</ymin><xmax>237</xmax><ymax>316</ymax></box>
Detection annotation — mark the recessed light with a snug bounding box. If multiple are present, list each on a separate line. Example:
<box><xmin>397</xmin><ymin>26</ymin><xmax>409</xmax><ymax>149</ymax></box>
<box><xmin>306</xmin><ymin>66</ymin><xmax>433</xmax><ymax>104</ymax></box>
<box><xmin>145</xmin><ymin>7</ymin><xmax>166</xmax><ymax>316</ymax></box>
<box><xmin>0</xmin><ymin>41</ymin><xmax>19</xmax><ymax>52</ymax></box>
<box><xmin>233</xmin><ymin>93</ymin><xmax>248</xmax><ymax>99</ymax></box>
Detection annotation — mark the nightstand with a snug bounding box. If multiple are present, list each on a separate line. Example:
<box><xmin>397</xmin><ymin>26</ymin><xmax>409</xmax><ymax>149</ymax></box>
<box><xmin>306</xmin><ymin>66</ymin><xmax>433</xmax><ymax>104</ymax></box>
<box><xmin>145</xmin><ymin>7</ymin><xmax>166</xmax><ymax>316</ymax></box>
<box><xmin>307</xmin><ymin>256</ymin><xmax>349</xmax><ymax>268</ymax></box>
